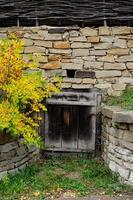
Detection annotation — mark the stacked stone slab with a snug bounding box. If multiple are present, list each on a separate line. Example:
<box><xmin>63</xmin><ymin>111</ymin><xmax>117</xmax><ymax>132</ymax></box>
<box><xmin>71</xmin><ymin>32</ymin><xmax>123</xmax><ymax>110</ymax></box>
<box><xmin>0</xmin><ymin>139</ymin><xmax>37</xmax><ymax>180</ymax></box>
<box><xmin>0</xmin><ymin>25</ymin><xmax>132</xmax><ymax>95</ymax></box>
<box><xmin>102</xmin><ymin>106</ymin><xmax>133</xmax><ymax>185</ymax></box>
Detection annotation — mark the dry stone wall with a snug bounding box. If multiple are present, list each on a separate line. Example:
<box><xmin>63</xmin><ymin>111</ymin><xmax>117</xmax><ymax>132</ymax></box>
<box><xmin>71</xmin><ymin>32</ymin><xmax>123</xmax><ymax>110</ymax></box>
<box><xmin>102</xmin><ymin>106</ymin><xmax>133</xmax><ymax>185</ymax></box>
<box><xmin>0</xmin><ymin>139</ymin><xmax>37</xmax><ymax>180</ymax></box>
<box><xmin>0</xmin><ymin>25</ymin><xmax>133</xmax><ymax>95</ymax></box>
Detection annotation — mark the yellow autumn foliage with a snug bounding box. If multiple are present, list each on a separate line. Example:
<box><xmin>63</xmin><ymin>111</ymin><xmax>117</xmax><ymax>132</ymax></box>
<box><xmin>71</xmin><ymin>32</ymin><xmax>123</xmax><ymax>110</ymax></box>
<box><xmin>0</xmin><ymin>33</ymin><xmax>62</xmax><ymax>147</ymax></box>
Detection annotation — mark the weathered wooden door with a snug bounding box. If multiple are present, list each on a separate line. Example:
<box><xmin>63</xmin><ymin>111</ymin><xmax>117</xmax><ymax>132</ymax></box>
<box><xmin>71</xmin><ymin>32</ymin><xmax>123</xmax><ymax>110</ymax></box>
<box><xmin>45</xmin><ymin>105</ymin><xmax>96</xmax><ymax>152</ymax></box>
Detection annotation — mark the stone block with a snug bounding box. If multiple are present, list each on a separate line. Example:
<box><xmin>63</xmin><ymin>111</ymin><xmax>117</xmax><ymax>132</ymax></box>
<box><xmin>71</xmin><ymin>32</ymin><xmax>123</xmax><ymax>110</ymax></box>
<box><xmin>48</xmin><ymin>27</ymin><xmax>66</xmax><ymax>33</ymax></box>
<box><xmin>115</xmin><ymin>146</ymin><xmax>131</xmax><ymax>156</ymax></box>
<box><xmin>122</xmin><ymin>70</ymin><xmax>132</xmax><ymax>76</ymax></box>
<box><xmin>82</xmin><ymin>56</ymin><xmax>95</xmax><ymax>61</ymax></box>
<box><xmin>109</xmin><ymin>160</ymin><xmax>117</xmax><ymax>172</ymax></box>
<box><xmin>113</xmin><ymin>38</ymin><xmax>127</xmax><ymax>48</ymax></box>
<box><xmin>112</xmin><ymin>83</ymin><xmax>126</xmax><ymax>91</ymax></box>
<box><xmin>34</xmin><ymin>40</ymin><xmax>52</xmax><ymax>48</ymax></box>
<box><xmin>61</xmin><ymin>58</ymin><xmax>71</xmax><ymax>63</ymax></box>
<box><xmin>0</xmin><ymin>171</ymin><xmax>7</xmax><ymax>180</ymax></box>
<box><xmin>112</xmin><ymin>27</ymin><xmax>131</xmax><ymax>35</ymax></box>
<box><xmin>97</xmin><ymin>55</ymin><xmax>115</xmax><ymax>62</ymax></box>
<box><xmin>70</xmin><ymin>36</ymin><xmax>87</xmax><ymax>42</ymax></box>
<box><xmin>23</xmin><ymin>38</ymin><xmax>33</xmax><ymax>46</ymax></box>
<box><xmin>102</xmin><ymin>106</ymin><xmax>122</xmax><ymax>118</ymax></box>
<box><xmin>71</xmin><ymin>42</ymin><xmax>91</xmax><ymax>49</ymax></box>
<box><xmin>30</xmin><ymin>34</ymin><xmax>44</xmax><ymax>40</ymax></box>
<box><xmin>48</xmin><ymin>55</ymin><xmax>62</xmax><ymax>61</ymax></box>
<box><xmin>128</xmin><ymin>172</ymin><xmax>133</xmax><ymax>184</ymax></box>
<box><xmin>94</xmin><ymin>43</ymin><xmax>112</xmax><ymax>50</ymax></box>
<box><xmin>129</xmin><ymin>125</ymin><xmax>133</xmax><ymax>131</ymax></box>
<box><xmin>104</xmin><ymin>63</ymin><xmax>126</xmax><ymax>70</ymax></box>
<box><xmin>95</xmin><ymin>83</ymin><xmax>112</xmax><ymax>90</ymax></box>
<box><xmin>45</xmin><ymin>33</ymin><xmax>62</xmax><ymax>41</ymax></box>
<box><xmin>24</xmin><ymin>46</ymin><xmax>46</xmax><ymax>53</ymax></box>
<box><xmin>63</xmin><ymin>31</ymin><xmax>69</xmax><ymax>40</ymax></box>
<box><xmin>121</xmin><ymin>141</ymin><xmax>133</xmax><ymax>151</ymax></box>
<box><xmin>100</xmin><ymin>36</ymin><xmax>114</xmax><ymax>43</ymax></box>
<box><xmin>117</xmin><ymin>165</ymin><xmax>130</xmax><ymax>180</ymax></box>
<box><xmin>17</xmin><ymin>146</ymin><xmax>27</xmax><ymax>155</ymax></box>
<box><xmin>62</xmin><ymin>62</ymin><xmax>82</xmax><ymax>70</ymax></box>
<box><xmin>42</xmin><ymin>61</ymin><xmax>61</xmax><ymax>70</ymax></box>
<box><xmin>71</xmin><ymin>58</ymin><xmax>84</xmax><ymax>65</ymax></box>
<box><xmin>72</xmin><ymin>49</ymin><xmax>89</xmax><ymax>57</ymax></box>
<box><xmin>0</xmin><ymin>33</ymin><xmax>7</xmax><ymax>38</ymax></box>
<box><xmin>39</xmin><ymin>55</ymin><xmax>48</xmax><ymax>63</ymax></box>
<box><xmin>87</xmin><ymin>36</ymin><xmax>100</xmax><ymax>43</ymax></box>
<box><xmin>72</xmin><ymin>84</ymin><xmax>93</xmax><ymax>89</ymax></box>
<box><xmin>128</xmin><ymin>40</ymin><xmax>133</xmax><ymax>48</ymax></box>
<box><xmin>113</xmin><ymin>111</ymin><xmax>133</xmax><ymax>123</ymax></box>
<box><xmin>107</xmin><ymin>48</ymin><xmax>129</xmax><ymax>55</ymax></box>
<box><xmin>80</xmin><ymin>28</ymin><xmax>98</xmax><ymax>36</ymax></box>
<box><xmin>116</xmin><ymin>55</ymin><xmax>133</xmax><ymax>62</ymax></box>
<box><xmin>99</xmin><ymin>27</ymin><xmax>110</xmax><ymax>35</ymax></box>
<box><xmin>118</xmin><ymin>77</ymin><xmax>133</xmax><ymax>84</ymax></box>
<box><xmin>30</xmin><ymin>27</ymin><xmax>41</xmax><ymax>33</ymax></box>
<box><xmin>123</xmin><ymin>130</ymin><xmax>133</xmax><ymax>142</ymax></box>
<box><xmin>127</xmin><ymin>63</ymin><xmax>133</xmax><ymax>70</ymax></box>
<box><xmin>62</xmin><ymin>83</ymin><xmax>71</xmax><ymax>88</ymax></box>
<box><xmin>1</xmin><ymin>142</ymin><xmax>18</xmax><ymax>153</ymax></box>
<box><xmin>82</xmin><ymin>78</ymin><xmax>96</xmax><ymax>84</ymax></box>
<box><xmin>70</xmin><ymin>30</ymin><xmax>79</xmax><ymax>37</ymax></box>
<box><xmin>84</xmin><ymin>61</ymin><xmax>103</xmax><ymax>70</ymax></box>
<box><xmin>8</xmin><ymin>168</ymin><xmax>19</xmax><ymax>175</ymax></box>
<box><xmin>49</xmin><ymin>49</ymin><xmax>72</xmax><ymax>55</ymax></box>
<box><xmin>64</xmin><ymin>78</ymin><xmax>82</xmax><ymax>84</ymax></box>
<box><xmin>54</xmin><ymin>41</ymin><xmax>70</xmax><ymax>49</ymax></box>
<box><xmin>90</xmin><ymin>50</ymin><xmax>106</xmax><ymax>56</ymax></box>
<box><xmin>95</xmin><ymin>70</ymin><xmax>121</xmax><ymax>78</ymax></box>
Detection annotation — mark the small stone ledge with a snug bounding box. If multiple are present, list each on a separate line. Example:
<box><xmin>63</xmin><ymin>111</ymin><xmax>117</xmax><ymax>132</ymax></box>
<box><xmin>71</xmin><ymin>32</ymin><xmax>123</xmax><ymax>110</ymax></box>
<box><xmin>0</xmin><ymin>139</ymin><xmax>39</xmax><ymax>180</ymax></box>
<box><xmin>102</xmin><ymin>105</ymin><xmax>133</xmax><ymax>185</ymax></box>
<box><xmin>102</xmin><ymin>106</ymin><xmax>133</xmax><ymax>124</ymax></box>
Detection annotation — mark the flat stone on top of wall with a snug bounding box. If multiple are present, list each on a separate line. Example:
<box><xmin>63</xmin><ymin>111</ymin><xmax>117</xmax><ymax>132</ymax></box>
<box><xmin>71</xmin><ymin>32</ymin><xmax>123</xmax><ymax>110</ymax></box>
<box><xmin>80</xmin><ymin>28</ymin><xmax>98</xmax><ymax>36</ymax></box>
<box><xmin>112</xmin><ymin>27</ymin><xmax>131</xmax><ymax>35</ymax></box>
<box><xmin>102</xmin><ymin>106</ymin><xmax>122</xmax><ymax>118</ymax></box>
<box><xmin>99</xmin><ymin>27</ymin><xmax>110</xmax><ymax>35</ymax></box>
<box><xmin>113</xmin><ymin>111</ymin><xmax>133</xmax><ymax>124</ymax></box>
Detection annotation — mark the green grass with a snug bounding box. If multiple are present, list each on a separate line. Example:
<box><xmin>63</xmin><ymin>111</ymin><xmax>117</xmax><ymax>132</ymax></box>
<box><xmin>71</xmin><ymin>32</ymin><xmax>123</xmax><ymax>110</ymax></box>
<box><xmin>107</xmin><ymin>87</ymin><xmax>133</xmax><ymax>110</ymax></box>
<box><xmin>0</xmin><ymin>158</ymin><xmax>133</xmax><ymax>200</ymax></box>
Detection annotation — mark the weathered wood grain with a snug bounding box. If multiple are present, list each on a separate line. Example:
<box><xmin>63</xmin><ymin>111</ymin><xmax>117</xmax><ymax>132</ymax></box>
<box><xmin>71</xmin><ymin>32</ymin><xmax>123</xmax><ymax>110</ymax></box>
<box><xmin>0</xmin><ymin>0</ymin><xmax>132</xmax><ymax>26</ymax></box>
